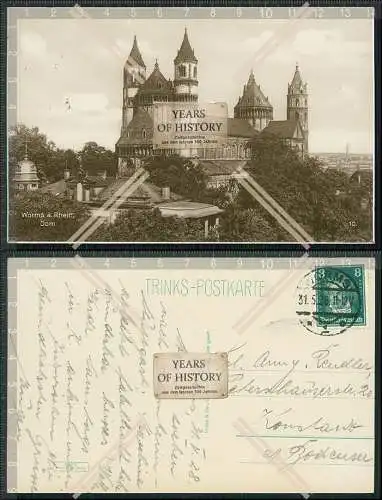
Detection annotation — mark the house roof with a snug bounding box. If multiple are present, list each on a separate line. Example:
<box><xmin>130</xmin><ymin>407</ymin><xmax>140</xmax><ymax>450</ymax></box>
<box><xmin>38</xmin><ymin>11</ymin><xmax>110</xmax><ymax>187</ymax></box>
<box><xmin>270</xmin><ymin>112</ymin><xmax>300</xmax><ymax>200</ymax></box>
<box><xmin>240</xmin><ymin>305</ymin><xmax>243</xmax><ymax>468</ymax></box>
<box><xmin>84</xmin><ymin>175</ymin><xmax>113</xmax><ymax>188</ymax></box>
<box><xmin>174</xmin><ymin>29</ymin><xmax>198</xmax><ymax>64</ymax></box>
<box><xmin>137</xmin><ymin>61</ymin><xmax>172</xmax><ymax>95</ymax></box>
<box><xmin>158</xmin><ymin>201</ymin><xmax>222</xmax><ymax>219</ymax></box>
<box><xmin>262</xmin><ymin>120</ymin><xmax>301</xmax><ymax>139</ymax></box>
<box><xmin>235</xmin><ymin>70</ymin><xmax>272</xmax><ymax>110</ymax></box>
<box><xmin>95</xmin><ymin>178</ymin><xmax>182</xmax><ymax>204</ymax></box>
<box><xmin>199</xmin><ymin>160</ymin><xmax>247</xmax><ymax>176</ymax></box>
<box><xmin>228</xmin><ymin>118</ymin><xmax>258</xmax><ymax>138</ymax></box>
<box><xmin>128</xmin><ymin>35</ymin><xmax>146</xmax><ymax>68</ymax></box>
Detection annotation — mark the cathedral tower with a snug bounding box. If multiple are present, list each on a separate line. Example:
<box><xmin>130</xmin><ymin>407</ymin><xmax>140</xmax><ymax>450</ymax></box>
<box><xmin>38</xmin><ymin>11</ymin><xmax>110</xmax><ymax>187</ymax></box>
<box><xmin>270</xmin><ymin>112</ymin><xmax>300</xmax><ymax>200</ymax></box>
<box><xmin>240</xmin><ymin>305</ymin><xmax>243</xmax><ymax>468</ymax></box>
<box><xmin>234</xmin><ymin>70</ymin><xmax>273</xmax><ymax>131</ymax></box>
<box><xmin>287</xmin><ymin>63</ymin><xmax>308</xmax><ymax>152</ymax></box>
<box><xmin>122</xmin><ymin>35</ymin><xmax>146</xmax><ymax>133</ymax></box>
<box><xmin>173</xmin><ymin>28</ymin><xmax>198</xmax><ymax>102</ymax></box>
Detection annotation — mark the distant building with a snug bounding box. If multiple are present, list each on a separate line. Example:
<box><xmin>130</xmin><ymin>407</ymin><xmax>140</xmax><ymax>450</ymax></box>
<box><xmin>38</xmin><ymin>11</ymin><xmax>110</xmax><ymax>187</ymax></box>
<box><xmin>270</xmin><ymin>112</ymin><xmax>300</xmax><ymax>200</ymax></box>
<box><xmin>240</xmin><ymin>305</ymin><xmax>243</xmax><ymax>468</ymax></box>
<box><xmin>13</xmin><ymin>152</ymin><xmax>39</xmax><ymax>191</ymax></box>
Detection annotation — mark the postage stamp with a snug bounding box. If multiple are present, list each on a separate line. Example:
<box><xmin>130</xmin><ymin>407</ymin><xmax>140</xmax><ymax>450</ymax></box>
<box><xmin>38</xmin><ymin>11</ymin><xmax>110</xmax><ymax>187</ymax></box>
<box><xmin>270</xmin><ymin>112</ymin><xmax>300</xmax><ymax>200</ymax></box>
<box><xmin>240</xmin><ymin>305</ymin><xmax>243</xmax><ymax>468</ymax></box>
<box><xmin>296</xmin><ymin>265</ymin><xmax>366</xmax><ymax>336</ymax></box>
<box><xmin>315</xmin><ymin>265</ymin><xmax>366</xmax><ymax>327</ymax></box>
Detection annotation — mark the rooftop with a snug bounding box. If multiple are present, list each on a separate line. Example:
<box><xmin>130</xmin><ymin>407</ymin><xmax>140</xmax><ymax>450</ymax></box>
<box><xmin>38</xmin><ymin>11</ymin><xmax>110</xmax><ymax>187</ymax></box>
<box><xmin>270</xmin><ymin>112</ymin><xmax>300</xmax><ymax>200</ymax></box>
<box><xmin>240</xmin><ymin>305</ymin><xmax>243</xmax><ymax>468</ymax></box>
<box><xmin>174</xmin><ymin>28</ymin><xmax>198</xmax><ymax>64</ymax></box>
<box><xmin>158</xmin><ymin>201</ymin><xmax>223</xmax><ymax>219</ymax></box>
<box><xmin>262</xmin><ymin>119</ymin><xmax>300</xmax><ymax>139</ymax></box>
<box><xmin>235</xmin><ymin>70</ymin><xmax>273</xmax><ymax>110</ymax></box>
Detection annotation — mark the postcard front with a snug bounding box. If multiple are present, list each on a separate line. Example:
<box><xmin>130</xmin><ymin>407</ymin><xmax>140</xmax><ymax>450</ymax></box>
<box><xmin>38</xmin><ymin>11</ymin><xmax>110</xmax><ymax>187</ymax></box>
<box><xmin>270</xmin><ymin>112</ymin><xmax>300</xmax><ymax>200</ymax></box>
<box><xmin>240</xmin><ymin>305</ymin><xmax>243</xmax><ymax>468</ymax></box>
<box><xmin>7</xmin><ymin>6</ymin><xmax>374</xmax><ymax>243</ymax></box>
<box><xmin>7</xmin><ymin>256</ymin><xmax>375</xmax><ymax>493</ymax></box>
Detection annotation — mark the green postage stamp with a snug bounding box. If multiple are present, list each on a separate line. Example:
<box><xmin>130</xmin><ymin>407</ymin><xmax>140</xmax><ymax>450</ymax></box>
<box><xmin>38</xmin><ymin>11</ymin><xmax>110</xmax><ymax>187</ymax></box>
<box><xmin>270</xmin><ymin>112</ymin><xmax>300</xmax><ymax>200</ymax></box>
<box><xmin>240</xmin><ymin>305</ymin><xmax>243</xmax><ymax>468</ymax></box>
<box><xmin>315</xmin><ymin>265</ymin><xmax>366</xmax><ymax>328</ymax></box>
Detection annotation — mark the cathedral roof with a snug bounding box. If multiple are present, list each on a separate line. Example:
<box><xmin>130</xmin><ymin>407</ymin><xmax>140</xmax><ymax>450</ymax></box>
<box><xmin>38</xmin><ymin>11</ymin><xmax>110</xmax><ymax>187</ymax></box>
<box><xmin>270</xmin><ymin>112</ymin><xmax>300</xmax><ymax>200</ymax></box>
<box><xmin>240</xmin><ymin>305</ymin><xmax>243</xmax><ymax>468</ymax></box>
<box><xmin>137</xmin><ymin>61</ymin><xmax>173</xmax><ymax>95</ymax></box>
<box><xmin>262</xmin><ymin>120</ymin><xmax>302</xmax><ymax>139</ymax></box>
<box><xmin>117</xmin><ymin>108</ymin><xmax>153</xmax><ymax>146</ymax></box>
<box><xmin>228</xmin><ymin>118</ymin><xmax>259</xmax><ymax>138</ymax></box>
<box><xmin>129</xmin><ymin>35</ymin><xmax>146</xmax><ymax>68</ymax></box>
<box><xmin>235</xmin><ymin>70</ymin><xmax>272</xmax><ymax>109</ymax></box>
<box><xmin>174</xmin><ymin>28</ymin><xmax>198</xmax><ymax>64</ymax></box>
<box><xmin>289</xmin><ymin>64</ymin><xmax>306</xmax><ymax>93</ymax></box>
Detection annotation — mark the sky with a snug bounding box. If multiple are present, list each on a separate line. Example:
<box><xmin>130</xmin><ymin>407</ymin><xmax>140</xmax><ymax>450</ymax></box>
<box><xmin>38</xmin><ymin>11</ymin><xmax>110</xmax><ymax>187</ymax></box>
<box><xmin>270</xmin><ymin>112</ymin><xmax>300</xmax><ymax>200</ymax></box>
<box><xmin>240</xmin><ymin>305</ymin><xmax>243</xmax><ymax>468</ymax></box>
<box><xmin>16</xmin><ymin>15</ymin><xmax>374</xmax><ymax>154</ymax></box>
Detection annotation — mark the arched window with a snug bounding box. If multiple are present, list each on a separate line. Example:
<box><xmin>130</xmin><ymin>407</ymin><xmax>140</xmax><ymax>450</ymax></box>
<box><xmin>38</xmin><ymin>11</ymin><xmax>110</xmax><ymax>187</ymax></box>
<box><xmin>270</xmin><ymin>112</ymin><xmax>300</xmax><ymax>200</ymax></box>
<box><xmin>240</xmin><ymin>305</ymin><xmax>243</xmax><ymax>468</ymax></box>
<box><xmin>296</xmin><ymin>98</ymin><xmax>300</xmax><ymax>106</ymax></box>
<box><xmin>193</xmin><ymin>66</ymin><xmax>197</xmax><ymax>78</ymax></box>
<box><xmin>142</xmin><ymin>129</ymin><xmax>146</xmax><ymax>139</ymax></box>
<box><xmin>179</xmin><ymin>65</ymin><xmax>186</xmax><ymax>77</ymax></box>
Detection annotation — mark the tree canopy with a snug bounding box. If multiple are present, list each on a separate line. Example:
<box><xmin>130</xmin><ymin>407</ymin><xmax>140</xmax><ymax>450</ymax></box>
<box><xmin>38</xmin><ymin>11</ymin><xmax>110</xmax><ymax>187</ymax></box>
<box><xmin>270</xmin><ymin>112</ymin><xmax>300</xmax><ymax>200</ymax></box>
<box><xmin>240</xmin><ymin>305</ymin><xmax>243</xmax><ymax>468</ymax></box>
<box><xmin>93</xmin><ymin>208</ymin><xmax>205</xmax><ymax>242</ymax></box>
<box><xmin>9</xmin><ymin>191</ymin><xmax>90</xmax><ymax>242</ymax></box>
<box><xmin>9</xmin><ymin>124</ymin><xmax>117</xmax><ymax>184</ymax></box>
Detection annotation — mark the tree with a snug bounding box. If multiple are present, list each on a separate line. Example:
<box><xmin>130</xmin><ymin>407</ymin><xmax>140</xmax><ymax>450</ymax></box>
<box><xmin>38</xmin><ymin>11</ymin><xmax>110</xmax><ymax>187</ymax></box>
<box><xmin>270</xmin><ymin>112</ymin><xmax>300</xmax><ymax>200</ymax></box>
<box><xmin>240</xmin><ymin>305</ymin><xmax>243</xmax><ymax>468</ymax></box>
<box><xmin>80</xmin><ymin>141</ymin><xmax>117</xmax><ymax>177</ymax></box>
<box><xmin>9</xmin><ymin>124</ymin><xmax>59</xmax><ymax>182</ymax></box>
<box><xmin>9</xmin><ymin>191</ymin><xmax>90</xmax><ymax>241</ymax></box>
<box><xmin>9</xmin><ymin>125</ymin><xmax>117</xmax><ymax>185</ymax></box>
<box><xmin>233</xmin><ymin>134</ymin><xmax>373</xmax><ymax>242</ymax></box>
<box><xmin>218</xmin><ymin>205</ymin><xmax>281</xmax><ymax>242</ymax></box>
<box><xmin>93</xmin><ymin>208</ymin><xmax>205</xmax><ymax>242</ymax></box>
<box><xmin>144</xmin><ymin>154</ymin><xmax>207</xmax><ymax>200</ymax></box>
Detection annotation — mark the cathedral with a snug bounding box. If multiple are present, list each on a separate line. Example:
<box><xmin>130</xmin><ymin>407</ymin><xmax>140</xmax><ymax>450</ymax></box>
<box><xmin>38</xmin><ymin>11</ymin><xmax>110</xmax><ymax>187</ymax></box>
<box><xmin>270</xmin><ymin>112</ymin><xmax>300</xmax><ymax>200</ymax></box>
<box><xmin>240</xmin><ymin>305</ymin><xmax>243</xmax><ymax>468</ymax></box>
<box><xmin>115</xmin><ymin>29</ymin><xmax>309</xmax><ymax>177</ymax></box>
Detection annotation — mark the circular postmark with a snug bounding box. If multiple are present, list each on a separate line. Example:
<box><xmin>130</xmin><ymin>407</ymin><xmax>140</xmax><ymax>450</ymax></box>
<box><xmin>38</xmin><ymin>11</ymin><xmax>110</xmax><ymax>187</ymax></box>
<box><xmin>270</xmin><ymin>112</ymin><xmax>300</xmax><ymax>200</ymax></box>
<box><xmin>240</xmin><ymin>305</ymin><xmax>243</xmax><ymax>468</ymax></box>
<box><xmin>296</xmin><ymin>266</ymin><xmax>363</xmax><ymax>336</ymax></box>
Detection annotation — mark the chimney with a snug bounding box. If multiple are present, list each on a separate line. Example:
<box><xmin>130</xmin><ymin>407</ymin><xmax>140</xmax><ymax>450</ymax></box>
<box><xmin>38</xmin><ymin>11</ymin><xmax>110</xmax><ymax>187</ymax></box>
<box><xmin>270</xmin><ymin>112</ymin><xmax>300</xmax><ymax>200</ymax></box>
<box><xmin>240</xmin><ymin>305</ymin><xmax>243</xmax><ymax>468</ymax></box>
<box><xmin>162</xmin><ymin>186</ymin><xmax>170</xmax><ymax>200</ymax></box>
<box><xmin>76</xmin><ymin>182</ymin><xmax>83</xmax><ymax>202</ymax></box>
<box><xmin>64</xmin><ymin>168</ymin><xmax>70</xmax><ymax>180</ymax></box>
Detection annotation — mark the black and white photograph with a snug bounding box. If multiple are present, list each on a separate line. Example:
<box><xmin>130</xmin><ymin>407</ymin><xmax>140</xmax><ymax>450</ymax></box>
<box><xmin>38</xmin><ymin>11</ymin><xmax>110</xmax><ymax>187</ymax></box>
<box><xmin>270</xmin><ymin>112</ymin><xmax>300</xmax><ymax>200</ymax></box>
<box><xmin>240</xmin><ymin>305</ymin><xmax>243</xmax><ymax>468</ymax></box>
<box><xmin>7</xmin><ymin>6</ymin><xmax>375</xmax><ymax>243</ymax></box>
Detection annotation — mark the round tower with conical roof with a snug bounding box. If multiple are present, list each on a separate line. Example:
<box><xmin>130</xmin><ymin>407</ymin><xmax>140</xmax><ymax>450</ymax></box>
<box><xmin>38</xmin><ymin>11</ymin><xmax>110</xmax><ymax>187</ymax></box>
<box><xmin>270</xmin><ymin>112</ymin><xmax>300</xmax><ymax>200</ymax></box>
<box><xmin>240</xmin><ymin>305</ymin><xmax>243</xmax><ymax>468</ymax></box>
<box><xmin>287</xmin><ymin>63</ymin><xmax>309</xmax><ymax>152</ymax></box>
<box><xmin>173</xmin><ymin>28</ymin><xmax>198</xmax><ymax>102</ymax></box>
<box><xmin>122</xmin><ymin>35</ymin><xmax>146</xmax><ymax>132</ymax></box>
<box><xmin>234</xmin><ymin>70</ymin><xmax>273</xmax><ymax>131</ymax></box>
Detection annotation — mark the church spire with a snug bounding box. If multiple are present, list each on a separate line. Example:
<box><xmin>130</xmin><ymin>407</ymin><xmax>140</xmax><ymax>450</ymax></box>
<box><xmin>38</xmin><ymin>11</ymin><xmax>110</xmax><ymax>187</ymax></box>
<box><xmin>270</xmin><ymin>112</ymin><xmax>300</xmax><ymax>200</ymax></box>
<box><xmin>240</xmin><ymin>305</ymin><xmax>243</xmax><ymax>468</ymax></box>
<box><xmin>174</xmin><ymin>28</ymin><xmax>198</xmax><ymax>64</ymax></box>
<box><xmin>287</xmin><ymin>63</ymin><xmax>309</xmax><ymax>153</ymax></box>
<box><xmin>129</xmin><ymin>35</ymin><xmax>146</xmax><ymax>68</ymax></box>
<box><xmin>289</xmin><ymin>62</ymin><xmax>304</xmax><ymax>92</ymax></box>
